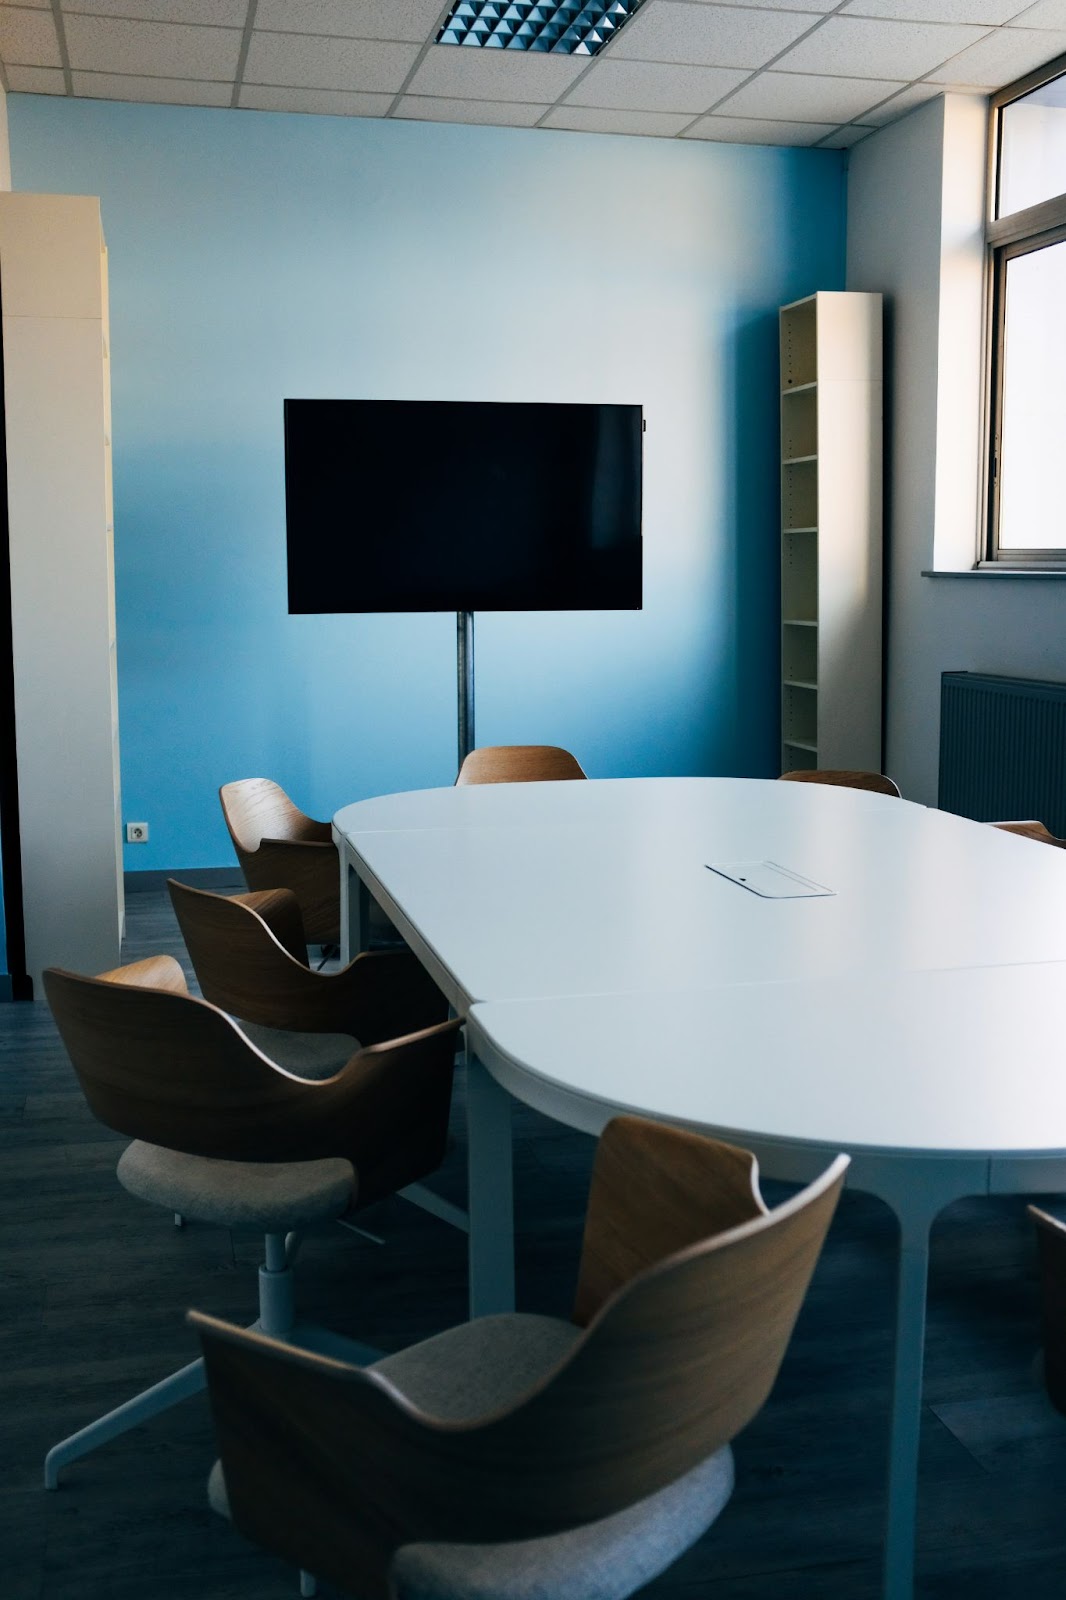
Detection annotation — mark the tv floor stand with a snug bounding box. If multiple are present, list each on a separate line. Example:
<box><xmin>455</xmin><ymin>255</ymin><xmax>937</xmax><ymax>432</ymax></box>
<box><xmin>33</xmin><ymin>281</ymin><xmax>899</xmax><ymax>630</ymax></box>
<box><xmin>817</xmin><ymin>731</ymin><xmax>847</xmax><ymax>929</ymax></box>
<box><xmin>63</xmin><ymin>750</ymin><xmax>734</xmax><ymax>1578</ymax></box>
<box><xmin>457</xmin><ymin>610</ymin><xmax>475</xmax><ymax>771</ymax></box>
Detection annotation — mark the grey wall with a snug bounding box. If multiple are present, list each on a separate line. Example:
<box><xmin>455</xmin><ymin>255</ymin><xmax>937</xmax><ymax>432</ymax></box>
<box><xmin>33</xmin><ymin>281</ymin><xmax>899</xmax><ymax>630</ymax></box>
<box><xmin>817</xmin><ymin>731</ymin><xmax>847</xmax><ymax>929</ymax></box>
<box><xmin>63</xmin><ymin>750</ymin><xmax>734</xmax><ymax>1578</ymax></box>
<box><xmin>847</xmin><ymin>94</ymin><xmax>1066</xmax><ymax>806</ymax></box>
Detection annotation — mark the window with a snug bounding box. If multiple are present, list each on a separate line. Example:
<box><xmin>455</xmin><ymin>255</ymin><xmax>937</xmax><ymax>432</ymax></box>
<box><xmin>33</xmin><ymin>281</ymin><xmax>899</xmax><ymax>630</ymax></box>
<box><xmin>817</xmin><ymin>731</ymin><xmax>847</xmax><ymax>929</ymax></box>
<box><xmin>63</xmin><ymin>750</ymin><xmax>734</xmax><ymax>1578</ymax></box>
<box><xmin>986</xmin><ymin>52</ymin><xmax>1066</xmax><ymax>565</ymax></box>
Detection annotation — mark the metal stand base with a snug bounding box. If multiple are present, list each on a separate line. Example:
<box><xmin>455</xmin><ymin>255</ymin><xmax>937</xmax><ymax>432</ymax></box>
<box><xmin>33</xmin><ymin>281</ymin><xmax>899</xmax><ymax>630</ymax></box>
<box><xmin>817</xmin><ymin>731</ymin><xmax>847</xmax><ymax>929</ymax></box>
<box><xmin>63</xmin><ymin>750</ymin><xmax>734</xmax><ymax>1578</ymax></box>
<box><xmin>43</xmin><ymin>1232</ymin><xmax>378</xmax><ymax>1491</ymax></box>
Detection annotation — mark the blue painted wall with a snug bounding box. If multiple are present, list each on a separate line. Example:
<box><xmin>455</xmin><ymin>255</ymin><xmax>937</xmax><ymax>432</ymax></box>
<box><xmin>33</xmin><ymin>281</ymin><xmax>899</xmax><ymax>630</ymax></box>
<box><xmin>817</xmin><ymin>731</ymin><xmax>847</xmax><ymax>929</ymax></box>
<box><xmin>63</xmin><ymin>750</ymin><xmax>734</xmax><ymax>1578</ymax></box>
<box><xmin>8</xmin><ymin>97</ymin><xmax>845</xmax><ymax>873</ymax></box>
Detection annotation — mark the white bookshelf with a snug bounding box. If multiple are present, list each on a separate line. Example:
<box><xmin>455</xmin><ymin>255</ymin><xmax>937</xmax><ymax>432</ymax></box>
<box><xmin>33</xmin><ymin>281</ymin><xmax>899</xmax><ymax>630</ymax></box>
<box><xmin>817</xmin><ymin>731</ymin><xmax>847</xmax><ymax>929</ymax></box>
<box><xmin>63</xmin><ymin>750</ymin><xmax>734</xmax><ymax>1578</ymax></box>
<box><xmin>0</xmin><ymin>194</ymin><xmax>123</xmax><ymax>987</ymax></box>
<box><xmin>779</xmin><ymin>291</ymin><xmax>882</xmax><ymax>775</ymax></box>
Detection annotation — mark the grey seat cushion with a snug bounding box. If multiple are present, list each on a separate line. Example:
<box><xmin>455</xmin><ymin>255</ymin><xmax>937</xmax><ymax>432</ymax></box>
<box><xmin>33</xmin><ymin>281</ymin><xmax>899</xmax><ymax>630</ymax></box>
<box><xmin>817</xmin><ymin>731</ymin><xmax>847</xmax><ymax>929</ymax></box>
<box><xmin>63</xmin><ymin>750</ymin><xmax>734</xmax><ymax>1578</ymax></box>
<box><xmin>372</xmin><ymin>1313</ymin><xmax>581</xmax><ymax>1418</ymax></box>
<box><xmin>117</xmin><ymin>1141</ymin><xmax>354</xmax><ymax>1231</ymax></box>
<box><xmin>377</xmin><ymin>1315</ymin><xmax>734</xmax><ymax>1600</ymax></box>
<box><xmin>393</xmin><ymin>1445</ymin><xmax>734</xmax><ymax>1600</ymax></box>
<box><xmin>208</xmin><ymin>1312</ymin><xmax>734</xmax><ymax>1600</ymax></box>
<box><xmin>233</xmin><ymin>1019</ymin><xmax>358</xmax><ymax>1080</ymax></box>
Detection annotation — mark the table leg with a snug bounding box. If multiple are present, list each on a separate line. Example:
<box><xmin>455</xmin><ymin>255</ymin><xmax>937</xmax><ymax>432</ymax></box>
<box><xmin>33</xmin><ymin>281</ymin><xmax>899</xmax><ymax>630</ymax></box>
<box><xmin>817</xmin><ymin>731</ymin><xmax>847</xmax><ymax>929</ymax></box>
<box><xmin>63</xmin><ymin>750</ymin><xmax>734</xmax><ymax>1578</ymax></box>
<box><xmin>342</xmin><ymin>859</ymin><xmax>372</xmax><ymax>961</ymax></box>
<box><xmin>466</xmin><ymin>1055</ymin><xmax>515</xmax><ymax>1319</ymax></box>
<box><xmin>338</xmin><ymin>843</ymin><xmax>350</xmax><ymax>965</ymax></box>
<box><xmin>883</xmin><ymin>1208</ymin><xmax>933</xmax><ymax>1600</ymax></box>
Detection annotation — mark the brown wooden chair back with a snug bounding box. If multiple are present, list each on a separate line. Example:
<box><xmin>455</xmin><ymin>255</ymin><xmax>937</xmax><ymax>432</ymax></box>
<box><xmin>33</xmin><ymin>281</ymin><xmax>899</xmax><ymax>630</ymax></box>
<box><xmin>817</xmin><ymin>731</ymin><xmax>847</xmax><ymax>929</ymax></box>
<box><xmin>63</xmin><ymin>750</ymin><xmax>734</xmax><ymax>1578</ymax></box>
<box><xmin>779</xmin><ymin>768</ymin><xmax>901</xmax><ymax>798</ymax></box>
<box><xmin>191</xmin><ymin>1117</ymin><xmax>847</xmax><ymax>1599</ymax></box>
<box><xmin>993</xmin><ymin>820</ymin><xmax>1066</xmax><ymax>847</ymax></box>
<box><xmin>168</xmin><ymin>879</ymin><xmax>448</xmax><ymax>1044</ymax></box>
<box><xmin>219</xmin><ymin>778</ymin><xmax>339</xmax><ymax>943</ymax></box>
<box><xmin>219</xmin><ymin>777</ymin><xmax>330</xmax><ymax>852</ymax></box>
<box><xmin>456</xmin><ymin>745</ymin><xmax>587</xmax><ymax>785</ymax></box>
<box><xmin>44</xmin><ymin>959</ymin><xmax>460</xmax><ymax>1205</ymax></box>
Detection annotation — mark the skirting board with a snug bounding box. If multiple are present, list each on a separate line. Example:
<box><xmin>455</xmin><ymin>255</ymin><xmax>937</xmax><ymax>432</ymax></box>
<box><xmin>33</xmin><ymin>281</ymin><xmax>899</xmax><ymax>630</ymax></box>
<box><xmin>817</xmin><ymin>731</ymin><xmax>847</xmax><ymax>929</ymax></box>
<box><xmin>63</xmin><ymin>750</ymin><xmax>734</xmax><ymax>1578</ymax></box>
<box><xmin>0</xmin><ymin>971</ymin><xmax>32</xmax><ymax>1002</ymax></box>
<box><xmin>125</xmin><ymin>867</ymin><xmax>245</xmax><ymax>895</ymax></box>
<box><xmin>0</xmin><ymin>869</ymin><xmax>244</xmax><ymax>1001</ymax></box>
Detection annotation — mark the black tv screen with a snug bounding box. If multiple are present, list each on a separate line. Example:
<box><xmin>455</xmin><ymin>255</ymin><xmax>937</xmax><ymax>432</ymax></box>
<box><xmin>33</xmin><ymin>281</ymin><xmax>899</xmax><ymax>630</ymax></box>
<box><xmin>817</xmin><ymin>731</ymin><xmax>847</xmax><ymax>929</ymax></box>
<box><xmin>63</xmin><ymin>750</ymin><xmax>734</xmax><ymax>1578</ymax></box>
<box><xmin>284</xmin><ymin>399</ymin><xmax>642</xmax><ymax>613</ymax></box>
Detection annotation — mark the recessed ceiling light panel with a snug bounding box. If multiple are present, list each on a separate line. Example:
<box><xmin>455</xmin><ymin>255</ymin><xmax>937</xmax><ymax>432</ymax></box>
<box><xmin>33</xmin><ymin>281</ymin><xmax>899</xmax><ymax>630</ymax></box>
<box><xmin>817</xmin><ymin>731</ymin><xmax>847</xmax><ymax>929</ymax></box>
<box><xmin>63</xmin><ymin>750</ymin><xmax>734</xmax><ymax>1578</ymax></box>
<box><xmin>437</xmin><ymin>0</ymin><xmax>649</xmax><ymax>57</ymax></box>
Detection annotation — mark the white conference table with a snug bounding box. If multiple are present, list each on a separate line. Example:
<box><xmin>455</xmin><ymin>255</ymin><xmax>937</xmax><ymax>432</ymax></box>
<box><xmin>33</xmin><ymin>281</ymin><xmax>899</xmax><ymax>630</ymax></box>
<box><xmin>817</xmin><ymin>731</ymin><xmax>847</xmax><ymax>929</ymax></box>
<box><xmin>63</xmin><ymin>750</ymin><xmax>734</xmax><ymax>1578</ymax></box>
<box><xmin>333</xmin><ymin>777</ymin><xmax>1066</xmax><ymax>1600</ymax></box>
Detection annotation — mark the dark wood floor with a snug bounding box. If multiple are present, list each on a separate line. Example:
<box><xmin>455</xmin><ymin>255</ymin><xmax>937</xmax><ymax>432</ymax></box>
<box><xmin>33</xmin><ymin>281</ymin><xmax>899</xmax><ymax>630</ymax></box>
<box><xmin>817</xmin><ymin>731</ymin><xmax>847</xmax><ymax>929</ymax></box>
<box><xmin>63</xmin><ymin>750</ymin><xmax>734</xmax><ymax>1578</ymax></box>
<box><xmin>4</xmin><ymin>883</ymin><xmax>1066</xmax><ymax>1598</ymax></box>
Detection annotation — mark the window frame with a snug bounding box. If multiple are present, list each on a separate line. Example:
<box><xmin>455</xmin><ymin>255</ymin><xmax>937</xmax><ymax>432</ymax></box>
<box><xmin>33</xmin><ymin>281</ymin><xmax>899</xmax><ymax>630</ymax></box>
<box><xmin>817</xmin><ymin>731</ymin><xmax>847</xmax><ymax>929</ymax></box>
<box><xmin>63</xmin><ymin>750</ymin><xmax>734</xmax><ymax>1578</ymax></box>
<box><xmin>984</xmin><ymin>49</ymin><xmax>1066</xmax><ymax>567</ymax></box>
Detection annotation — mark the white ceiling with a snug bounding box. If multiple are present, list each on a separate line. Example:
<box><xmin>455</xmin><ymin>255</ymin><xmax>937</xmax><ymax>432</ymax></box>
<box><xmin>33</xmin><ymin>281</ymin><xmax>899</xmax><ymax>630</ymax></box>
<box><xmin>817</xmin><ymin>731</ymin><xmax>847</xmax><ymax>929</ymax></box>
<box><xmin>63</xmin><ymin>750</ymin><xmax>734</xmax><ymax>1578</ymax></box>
<box><xmin>0</xmin><ymin>0</ymin><xmax>1063</xmax><ymax>148</ymax></box>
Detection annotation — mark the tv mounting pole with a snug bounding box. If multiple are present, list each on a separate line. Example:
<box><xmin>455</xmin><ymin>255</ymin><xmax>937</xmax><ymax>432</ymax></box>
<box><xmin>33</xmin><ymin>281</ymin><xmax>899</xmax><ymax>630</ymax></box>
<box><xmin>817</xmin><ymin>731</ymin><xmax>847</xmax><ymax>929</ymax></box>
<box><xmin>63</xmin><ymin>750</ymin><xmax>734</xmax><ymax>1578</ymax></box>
<box><xmin>457</xmin><ymin>610</ymin><xmax>475</xmax><ymax>770</ymax></box>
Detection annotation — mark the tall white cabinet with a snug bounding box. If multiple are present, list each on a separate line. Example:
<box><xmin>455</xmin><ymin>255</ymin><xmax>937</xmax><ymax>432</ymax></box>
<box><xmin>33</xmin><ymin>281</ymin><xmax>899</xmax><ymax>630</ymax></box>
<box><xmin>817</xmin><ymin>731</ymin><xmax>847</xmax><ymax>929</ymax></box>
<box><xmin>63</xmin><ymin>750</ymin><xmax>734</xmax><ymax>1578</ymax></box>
<box><xmin>1</xmin><ymin>193</ymin><xmax>122</xmax><ymax>990</ymax></box>
<box><xmin>779</xmin><ymin>291</ymin><xmax>882</xmax><ymax>776</ymax></box>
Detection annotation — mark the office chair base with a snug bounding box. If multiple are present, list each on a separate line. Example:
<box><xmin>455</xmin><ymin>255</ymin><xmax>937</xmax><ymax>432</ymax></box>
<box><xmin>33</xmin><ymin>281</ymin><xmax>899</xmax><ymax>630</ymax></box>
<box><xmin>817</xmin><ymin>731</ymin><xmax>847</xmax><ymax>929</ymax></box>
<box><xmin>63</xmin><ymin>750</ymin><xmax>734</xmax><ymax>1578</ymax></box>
<box><xmin>44</xmin><ymin>1355</ymin><xmax>205</xmax><ymax>1489</ymax></box>
<box><xmin>44</xmin><ymin>1233</ymin><xmax>377</xmax><ymax>1489</ymax></box>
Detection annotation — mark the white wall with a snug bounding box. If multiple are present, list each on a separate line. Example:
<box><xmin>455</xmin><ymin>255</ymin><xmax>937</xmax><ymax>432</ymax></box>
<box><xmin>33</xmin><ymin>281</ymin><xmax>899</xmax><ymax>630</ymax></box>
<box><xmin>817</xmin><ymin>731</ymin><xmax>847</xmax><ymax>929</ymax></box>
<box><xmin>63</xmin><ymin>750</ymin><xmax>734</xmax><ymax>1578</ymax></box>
<box><xmin>1</xmin><ymin>194</ymin><xmax>122</xmax><ymax>987</ymax></box>
<box><xmin>847</xmin><ymin>93</ymin><xmax>1066</xmax><ymax>806</ymax></box>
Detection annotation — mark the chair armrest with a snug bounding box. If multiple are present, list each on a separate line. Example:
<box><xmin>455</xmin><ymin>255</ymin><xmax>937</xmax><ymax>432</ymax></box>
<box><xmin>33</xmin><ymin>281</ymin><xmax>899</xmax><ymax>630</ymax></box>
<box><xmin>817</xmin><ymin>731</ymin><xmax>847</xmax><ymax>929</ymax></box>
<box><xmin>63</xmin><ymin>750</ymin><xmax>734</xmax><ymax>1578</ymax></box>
<box><xmin>310</xmin><ymin>950</ymin><xmax>449</xmax><ymax>1043</ymax></box>
<box><xmin>318</xmin><ymin>1018</ymin><xmax>462</xmax><ymax>1204</ymax></box>
<box><xmin>95</xmin><ymin>954</ymin><xmax>189</xmax><ymax>994</ymax></box>
<box><xmin>261</xmin><ymin>830</ymin><xmax>333</xmax><ymax>850</ymax></box>
<box><xmin>993</xmin><ymin>820</ymin><xmax>1065</xmax><ymax>846</ymax></box>
<box><xmin>242</xmin><ymin>838</ymin><xmax>340</xmax><ymax>943</ymax></box>
<box><xmin>233</xmin><ymin>888</ymin><xmax>311</xmax><ymax>965</ymax></box>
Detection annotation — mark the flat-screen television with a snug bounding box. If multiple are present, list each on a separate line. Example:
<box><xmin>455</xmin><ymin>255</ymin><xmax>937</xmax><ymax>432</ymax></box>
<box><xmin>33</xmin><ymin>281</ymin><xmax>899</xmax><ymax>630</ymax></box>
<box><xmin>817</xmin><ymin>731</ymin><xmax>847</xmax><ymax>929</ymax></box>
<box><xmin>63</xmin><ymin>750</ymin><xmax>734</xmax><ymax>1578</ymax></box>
<box><xmin>284</xmin><ymin>399</ymin><xmax>643</xmax><ymax>613</ymax></box>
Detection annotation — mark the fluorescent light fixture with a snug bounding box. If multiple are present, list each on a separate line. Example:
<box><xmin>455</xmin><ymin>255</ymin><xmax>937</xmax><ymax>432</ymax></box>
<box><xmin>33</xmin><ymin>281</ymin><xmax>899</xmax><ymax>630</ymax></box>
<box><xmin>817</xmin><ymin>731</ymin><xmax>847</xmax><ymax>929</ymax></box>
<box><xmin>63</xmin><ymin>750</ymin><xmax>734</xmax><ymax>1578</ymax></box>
<box><xmin>437</xmin><ymin>0</ymin><xmax>648</xmax><ymax>57</ymax></box>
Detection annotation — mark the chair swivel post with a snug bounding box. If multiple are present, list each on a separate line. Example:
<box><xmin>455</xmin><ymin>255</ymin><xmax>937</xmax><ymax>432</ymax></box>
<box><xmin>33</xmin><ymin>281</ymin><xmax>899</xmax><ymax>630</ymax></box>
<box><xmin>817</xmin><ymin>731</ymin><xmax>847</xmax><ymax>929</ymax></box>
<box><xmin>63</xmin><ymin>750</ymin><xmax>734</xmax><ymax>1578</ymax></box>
<box><xmin>45</xmin><ymin>1231</ymin><xmax>300</xmax><ymax>1488</ymax></box>
<box><xmin>258</xmin><ymin>1232</ymin><xmax>297</xmax><ymax>1339</ymax></box>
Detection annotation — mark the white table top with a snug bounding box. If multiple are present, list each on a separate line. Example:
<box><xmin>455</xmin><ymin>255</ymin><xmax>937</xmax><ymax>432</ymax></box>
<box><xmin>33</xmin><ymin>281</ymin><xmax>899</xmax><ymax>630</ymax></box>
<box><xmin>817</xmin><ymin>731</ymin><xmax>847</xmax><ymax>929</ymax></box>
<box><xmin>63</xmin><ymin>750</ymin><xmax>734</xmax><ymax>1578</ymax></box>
<box><xmin>467</xmin><ymin>963</ymin><xmax>1066</xmax><ymax>1163</ymax></box>
<box><xmin>336</xmin><ymin>778</ymin><xmax>1066</xmax><ymax>1014</ymax></box>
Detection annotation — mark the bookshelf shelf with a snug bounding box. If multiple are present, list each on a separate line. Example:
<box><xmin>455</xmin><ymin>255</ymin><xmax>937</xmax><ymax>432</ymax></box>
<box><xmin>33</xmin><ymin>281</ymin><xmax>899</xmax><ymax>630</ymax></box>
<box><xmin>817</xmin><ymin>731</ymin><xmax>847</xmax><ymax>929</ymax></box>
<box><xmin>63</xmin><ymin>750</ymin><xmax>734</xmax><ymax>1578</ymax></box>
<box><xmin>779</xmin><ymin>292</ymin><xmax>882</xmax><ymax>775</ymax></box>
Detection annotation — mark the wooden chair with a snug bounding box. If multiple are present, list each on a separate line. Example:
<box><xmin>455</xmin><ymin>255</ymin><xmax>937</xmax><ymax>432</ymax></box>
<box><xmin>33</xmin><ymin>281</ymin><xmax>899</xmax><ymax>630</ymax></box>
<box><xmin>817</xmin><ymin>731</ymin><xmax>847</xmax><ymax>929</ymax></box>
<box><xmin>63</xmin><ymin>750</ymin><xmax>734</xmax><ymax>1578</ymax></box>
<box><xmin>191</xmin><ymin>1117</ymin><xmax>848</xmax><ymax>1600</ymax></box>
<box><xmin>992</xmin><ymin>820</ymin><xmax>1066</xmax><ymax>847</ymax></box>
<box><xmin>779</xmin><ymin>768</ymin><xmax>901</xmax><ymax>798</ymax></box>
<box><xmin>168</xmin><ymin>879</ymin><xmax>447</xmax><ymax>1080</ymax></box>
<box><xmin>219</xmin><ymin>778</ymin><xmax>341</xmax><ymax>945</ymax></box>
<box><xmin>42</xmin><ymin>955</ymin><xmax>460</xmax><ymax>1488</ymax></box>
<box><xmin>456</xmin><ymin>745</ymin><xmax>587</xmax><ymax>785</ymax></box>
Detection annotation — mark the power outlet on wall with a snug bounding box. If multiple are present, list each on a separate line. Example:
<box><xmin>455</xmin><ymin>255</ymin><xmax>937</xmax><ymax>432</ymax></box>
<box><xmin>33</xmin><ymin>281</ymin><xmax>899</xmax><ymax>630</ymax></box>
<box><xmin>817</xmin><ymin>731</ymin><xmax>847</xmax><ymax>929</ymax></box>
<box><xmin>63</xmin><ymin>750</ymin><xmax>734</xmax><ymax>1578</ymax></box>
<box><xmin>125</xmin><ymin>822</ymin><xmax>149</xmax><ymax>843</ymax></box>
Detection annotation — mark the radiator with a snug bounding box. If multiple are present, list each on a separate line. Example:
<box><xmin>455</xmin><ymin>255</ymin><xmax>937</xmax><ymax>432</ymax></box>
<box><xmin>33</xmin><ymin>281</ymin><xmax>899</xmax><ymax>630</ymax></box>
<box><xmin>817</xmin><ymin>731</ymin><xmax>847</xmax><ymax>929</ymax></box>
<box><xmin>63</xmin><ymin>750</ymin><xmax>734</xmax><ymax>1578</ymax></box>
<box><xmin>939</xmin><ymin>672</ymin><xmax>1066</xmax><ymax>836</ymax></box>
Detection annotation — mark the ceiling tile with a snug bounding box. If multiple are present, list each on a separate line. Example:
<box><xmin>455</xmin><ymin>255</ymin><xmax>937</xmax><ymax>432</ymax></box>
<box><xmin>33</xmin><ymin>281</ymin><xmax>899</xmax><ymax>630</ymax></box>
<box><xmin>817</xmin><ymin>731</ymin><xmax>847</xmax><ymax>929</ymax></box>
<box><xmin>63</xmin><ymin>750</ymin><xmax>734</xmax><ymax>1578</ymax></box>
<box><xmin>238</xmin><ymin>83</ymin><xmax>395</xmax><ymax>114</ymax></box>
<box><xmin>928</xmin><ymin>24</ymin><xmax>1066</xmax><ymax>81</ymax></box>
<box><xmin>860</xmin><ymin>78</ymin><xmax>945</xmax><ymax>120</ymax></box>
<box><xmin>406</xmin><ymin>43</ymin><xmax>585</xmax><ymax>100</ymax></box>
<box><xmin>817</xmin><ymin>122</ymin><xmax>878</xmax><ymax>145</ymax></box>
<box><xmin>243</xmin><ymin>33</ymin><xmax>419</xmax><ymax>91</ymax></box>
<box><xmin>0</xmin><ymin>6</ymin><xmax>60</xmax><ymax>67</ymax></box>
<box><xmin>61</xmin><ymin>1</ymin><xmax>248</xmax><ymax>23</ymax></box>
<box><xmin>5</xmin><ymin>63</ymin><xmax>64</xmax><ymax>90</ymax></box>
<box><xmin>542</xmin><ymin>104</ymin><xmax>692</xmax><ymax>134</ymax></box>
<box><xmin>395</xmin><ymin>94</ymin><xmax>548</xmax><ymax>125</ymax></box>
<box><xmin>690</xmin><ymin>0</ymin><xmax>837</xmax><ymax>9</ymax></box>
<box><xmin>564</xmin><ymin>58</ymin><xmax>746</xmax><ymax>111</ymax></box>
<box><xmin>254</xmin><ymin>0</ymin><xmax>446</xmax><ymax>42</ymax></box>
<box><xmin>70</xmin><ymin>69</ymin><xmax>232</xmax><ymax>103</ymax></box>
<box><xmin>3</xmin><ymin>0</ymin><xmax>49</xmax><ymax>10</ymax></box>
<box><xmin>1009</xmin><ymin>0</ymin><xmax>1066</xmax><ymax>25</ymax></box>
<box><xmin>64</xmin><ymin>15</ymin><xmax>243</xmax><ymax>78</ymax></box>
<box><xmin>719</xmin><ymin>69</ymin><xmax>906</xmax><ymax>120</ymax></box>
<box><xmin>773</xmin><ymin>15</ymin><xmax>993</xmax><ymax>77</ymax></box>
<box><xmin>608</xmin><ymin>2</ymin><xmax>823</xmax><ymax>69</ymax></box>
<box><xmin>683</xmin><ymin>112</ymin><xmax>836</xmax><ymax>142</ymax></box>
<box><xmin>840</xmin><ymin>0</ymin><xmax>1022</xmax><ymax>20</ymax></box>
